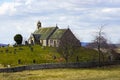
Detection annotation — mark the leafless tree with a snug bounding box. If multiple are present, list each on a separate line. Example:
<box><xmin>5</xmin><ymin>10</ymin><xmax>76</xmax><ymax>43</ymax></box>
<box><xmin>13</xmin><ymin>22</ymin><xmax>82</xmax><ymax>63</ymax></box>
<box><xmin>95</xmin><ymin>26</ymin><xmax>104</xmax><ymax>64</ymax></box>
<box><xmin>90</xmin><ymin>25</ymin><xmax>110</xmax><ymax>65</ymax></box>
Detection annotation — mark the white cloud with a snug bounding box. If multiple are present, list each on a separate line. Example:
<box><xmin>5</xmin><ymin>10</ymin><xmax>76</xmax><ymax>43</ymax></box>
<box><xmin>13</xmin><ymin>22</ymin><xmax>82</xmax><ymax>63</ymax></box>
<box><xmin>0</xmin><ymin>2</ymin><xmax>16</xmax><ymax>15</ymax></box>
<box><xmin>101</xmin><ymin>8</ymin><xmax>113</xmax><ymax>13</ymax></box>
<box><xmin>0</xmin><ymin>0</ymin><xmax>120</xmax><ymax>44</ymax></box>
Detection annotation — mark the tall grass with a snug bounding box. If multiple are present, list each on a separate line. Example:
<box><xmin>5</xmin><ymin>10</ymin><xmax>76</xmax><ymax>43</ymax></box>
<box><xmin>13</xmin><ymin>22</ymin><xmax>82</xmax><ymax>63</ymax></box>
<box><xmin>0</xmin><ymin>65</ymin><xmax>120</xmax><ymax>80</ymax></box>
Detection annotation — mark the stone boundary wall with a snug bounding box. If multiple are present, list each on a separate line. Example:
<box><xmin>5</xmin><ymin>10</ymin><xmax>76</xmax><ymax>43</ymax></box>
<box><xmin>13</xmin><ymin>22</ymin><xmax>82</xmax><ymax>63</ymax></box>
<box><xmin>0</xmin><ymin>61</ymin><xmax>119</xmax><ymax>73</ymax></box>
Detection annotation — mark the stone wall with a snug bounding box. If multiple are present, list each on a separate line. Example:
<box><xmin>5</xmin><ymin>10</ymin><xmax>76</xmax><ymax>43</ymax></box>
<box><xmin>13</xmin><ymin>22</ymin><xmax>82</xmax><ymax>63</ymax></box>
<box><xmin>0</xmin><ymin>61</ymin><xmax>119</xmax><ymax>73</ymax></box>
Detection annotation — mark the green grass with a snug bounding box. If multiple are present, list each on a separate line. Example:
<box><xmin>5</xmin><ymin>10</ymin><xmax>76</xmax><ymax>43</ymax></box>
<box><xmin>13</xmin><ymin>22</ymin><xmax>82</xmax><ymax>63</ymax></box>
<box><xmin>0</xmin><ymin>65</ymin><xmax>120</xmax><ymax>80</ymax></box>
<box><xmin>0</xmin><ymin>45</ymin><xmax>99</xmax><ymax>67</ymax></box>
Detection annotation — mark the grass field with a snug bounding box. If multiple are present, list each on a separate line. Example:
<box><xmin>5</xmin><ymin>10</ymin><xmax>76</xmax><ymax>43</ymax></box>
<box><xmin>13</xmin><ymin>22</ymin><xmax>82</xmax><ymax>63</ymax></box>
<box><xmin>0</xmin><ymin>65</ymin><xmax>120</xmax><ymax>80</ymax></box>
<box><xmin>0</xmin><ymin>45</ymin><xmax>99</xmax><ymax>67</ymax></box>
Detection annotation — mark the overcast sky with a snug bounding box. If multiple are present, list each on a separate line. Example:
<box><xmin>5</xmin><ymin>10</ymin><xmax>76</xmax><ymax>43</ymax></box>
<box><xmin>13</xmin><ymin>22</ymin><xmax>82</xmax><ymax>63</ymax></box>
<box><xmin>0</xmin><ymin>0</ymin><xmax>120</xmax><ymax>44</ymax></box>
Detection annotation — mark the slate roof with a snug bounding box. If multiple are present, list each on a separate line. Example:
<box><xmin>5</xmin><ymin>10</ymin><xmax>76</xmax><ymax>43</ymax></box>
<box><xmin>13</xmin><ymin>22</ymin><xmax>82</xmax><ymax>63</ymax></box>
<box><xmin>50</xmin><ymin>29</ymin><xmax>67</xmax><ymax>39</ymax></box>
<box><xmin>33</xmin><ymin>27</ymin><xmax>58</xmax><ymax>40</ymax></box>
<box><xmin>32</xmin><ymin>34</ymin><xmax>41</xmax><ymax>41</ymax></box>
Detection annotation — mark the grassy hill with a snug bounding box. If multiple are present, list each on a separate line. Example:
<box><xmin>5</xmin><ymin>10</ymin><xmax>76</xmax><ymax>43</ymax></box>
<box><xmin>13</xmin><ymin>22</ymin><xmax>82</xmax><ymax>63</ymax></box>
<box><xmin>0</xmin><ymin>45</ymin><xmax>99</xmax><ymax>67</ymax></box>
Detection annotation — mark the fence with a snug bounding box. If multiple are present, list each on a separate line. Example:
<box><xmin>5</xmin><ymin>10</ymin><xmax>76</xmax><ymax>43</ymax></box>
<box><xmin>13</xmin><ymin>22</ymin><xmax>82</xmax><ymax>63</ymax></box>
<box><xmin>0</xmin><ymin>61</ymin><xmax>120</xmax><ymax>73</ymax></box>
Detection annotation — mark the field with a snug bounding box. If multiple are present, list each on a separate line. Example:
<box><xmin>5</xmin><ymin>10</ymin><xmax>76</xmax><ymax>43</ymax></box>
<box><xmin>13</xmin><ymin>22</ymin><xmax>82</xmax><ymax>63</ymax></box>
<box><xmin>0</xmin><ymin>65</ymin><xmax>120</xmax><ymax>80</ymax></box>
<box><xmin>0</xmin><ymin>45</ymin><xmax>99</xmax><ymax>67</ymax></box>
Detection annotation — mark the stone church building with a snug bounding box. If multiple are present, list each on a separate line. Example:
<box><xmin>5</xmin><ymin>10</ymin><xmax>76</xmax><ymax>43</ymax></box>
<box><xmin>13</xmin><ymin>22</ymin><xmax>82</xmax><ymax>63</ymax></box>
<box><xmin>28</xmin><ymin>21</ymin><xmax>80</xmax><ymax>47</ymax></box>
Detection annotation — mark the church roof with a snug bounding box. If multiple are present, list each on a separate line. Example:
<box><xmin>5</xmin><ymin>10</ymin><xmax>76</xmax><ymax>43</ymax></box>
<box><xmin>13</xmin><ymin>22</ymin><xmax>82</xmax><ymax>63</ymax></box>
<box><xmin>33</xmin><ymin>27</ymin><xmax>58</xmax><ymax>40</ymax></box>
<box><xmin>32</xmin><ymin>34</ymin><xmax>41</xmax><ymax>41</ymax></box>
<box><xmin>50</xmin><ymin>29</ymin><xmax>67</xmax><ymax>39</ymax></box>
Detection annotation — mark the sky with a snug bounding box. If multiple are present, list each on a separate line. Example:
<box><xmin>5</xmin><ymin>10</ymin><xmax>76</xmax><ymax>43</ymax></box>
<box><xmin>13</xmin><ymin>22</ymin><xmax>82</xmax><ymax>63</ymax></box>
<box><xmin>0</xmin><ymin>0</ymin><xmax>120</xmax><ymax>44</ymax></box>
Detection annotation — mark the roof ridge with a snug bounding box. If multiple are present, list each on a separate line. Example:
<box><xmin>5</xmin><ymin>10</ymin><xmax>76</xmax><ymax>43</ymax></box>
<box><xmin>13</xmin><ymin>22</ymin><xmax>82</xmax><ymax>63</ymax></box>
<box><xmin>39</xmin><ymin>26</ymin><xmax>57</xmax><ymax>29</ymax></box>
<box><xmin>58</xmin><ymin>29</ymin><xmax>67</xmax><ymax>30</ymax></box>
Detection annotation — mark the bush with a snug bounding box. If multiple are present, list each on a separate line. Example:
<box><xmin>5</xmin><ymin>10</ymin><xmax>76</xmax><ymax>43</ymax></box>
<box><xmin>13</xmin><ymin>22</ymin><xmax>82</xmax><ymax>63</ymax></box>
<box><xmin>14</xmin><ymin>34</ymin><xmax>23</xmax><ymax>45</ymax></box>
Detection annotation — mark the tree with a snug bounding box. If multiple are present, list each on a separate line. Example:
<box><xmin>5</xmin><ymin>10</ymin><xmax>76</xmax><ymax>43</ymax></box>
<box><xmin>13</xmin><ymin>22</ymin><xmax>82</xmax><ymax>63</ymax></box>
<box><xmin>14</xmin><ymin>34</ymin><xmax>23</xmax><ymax>45</ymax></box>
<box><xmin>89</xmin><ymin>26</ymin><xmax>110</xmax><ymax>65</ymax></box>
<box><xmin>87</xmin><ymin>36</ymin><xmax>109</xmax><ymax>49</ymax></box>
<box><xmin>56</xmin><ymin>29</ymin><xmax>80</xmax><ymax>62</ymax></box>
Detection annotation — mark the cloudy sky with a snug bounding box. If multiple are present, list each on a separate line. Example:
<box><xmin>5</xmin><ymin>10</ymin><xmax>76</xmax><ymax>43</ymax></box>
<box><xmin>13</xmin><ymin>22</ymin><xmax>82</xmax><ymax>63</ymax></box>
<box><xmin>0</xmin><ymin>0</ymin><xmax>120</xmax><ymax>44</ymax></box>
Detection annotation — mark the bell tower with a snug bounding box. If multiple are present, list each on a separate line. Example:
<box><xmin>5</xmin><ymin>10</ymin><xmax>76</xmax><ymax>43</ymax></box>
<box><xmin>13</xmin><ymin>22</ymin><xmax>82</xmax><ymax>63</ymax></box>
<box><xmin>37</xmin><ymin>21</ymin><xmax>41</xmax><ymax>29</ymax></box>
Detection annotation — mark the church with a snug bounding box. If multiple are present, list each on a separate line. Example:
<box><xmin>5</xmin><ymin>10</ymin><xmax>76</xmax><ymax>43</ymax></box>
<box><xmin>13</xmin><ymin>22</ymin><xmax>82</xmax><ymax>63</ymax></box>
<box><xmin>28</xmin><ymin>21</ymin><xmax>80</xmax><ymax>47</ymax></box>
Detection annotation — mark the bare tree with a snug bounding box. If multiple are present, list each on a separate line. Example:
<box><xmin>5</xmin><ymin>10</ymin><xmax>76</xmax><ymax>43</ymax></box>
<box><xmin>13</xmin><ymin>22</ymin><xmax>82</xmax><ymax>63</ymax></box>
<box><xmin>89</xmin><ymin>25</ymin><xmax>110</xmax><ymax>65</ymax></box>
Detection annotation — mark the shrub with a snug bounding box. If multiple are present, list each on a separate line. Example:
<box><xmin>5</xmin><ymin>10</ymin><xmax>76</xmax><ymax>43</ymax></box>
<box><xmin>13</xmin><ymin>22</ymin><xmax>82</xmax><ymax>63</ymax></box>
<box><xmin>14</xmin><ymin>34</ymin><xmax>23</xmax><ymax>45</ymax></box>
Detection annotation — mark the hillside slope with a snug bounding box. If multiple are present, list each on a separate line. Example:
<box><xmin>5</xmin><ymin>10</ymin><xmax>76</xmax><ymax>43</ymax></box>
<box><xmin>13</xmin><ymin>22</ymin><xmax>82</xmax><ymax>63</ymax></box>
<box><xmin>0</xmin><ymin>45</ymin><xmax>99</xmax><ymax>67</ymax></box>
